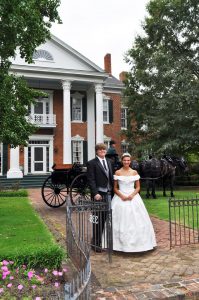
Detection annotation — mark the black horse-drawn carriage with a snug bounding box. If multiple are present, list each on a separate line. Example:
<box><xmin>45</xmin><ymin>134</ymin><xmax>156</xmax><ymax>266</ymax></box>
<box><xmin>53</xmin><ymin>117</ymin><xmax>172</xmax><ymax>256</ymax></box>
<box><xmin>41</xmin><ymin>163</ymin><xmax>90</xmax><ymax>207</ymax></box>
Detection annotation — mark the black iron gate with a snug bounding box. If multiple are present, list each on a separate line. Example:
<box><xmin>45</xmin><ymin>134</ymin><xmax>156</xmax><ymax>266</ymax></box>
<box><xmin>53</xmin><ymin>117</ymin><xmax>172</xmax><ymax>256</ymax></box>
<box><xmin>65</xmin><ymin>195</ymin><xmax>112</xmax><ymax>299</ymax></box>
<box><xmin>169</xmin><ymin>197</ymin><xmax>199</xmax><ymax>248</ymax></box>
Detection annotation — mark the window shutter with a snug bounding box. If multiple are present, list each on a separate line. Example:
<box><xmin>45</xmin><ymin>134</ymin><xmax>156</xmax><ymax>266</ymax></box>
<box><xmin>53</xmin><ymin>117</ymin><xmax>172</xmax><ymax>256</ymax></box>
<box><xmin>82</xmin><ymin>97</ymin><xmax>87</xmax><ymax>122</ymax></box>
<box><xmin>108</xmin><ymin>99</ymin><xmax>113</xmax><ymax>123</ymax></box>
<box><xmin>3</xmin><ymin>144</ymin><xmax>8</xmax><ymax>175</ymax></box>
<box><xmin>83</xmin><ymin>141</ymin><xmax>88</xmax><ymax>164</ymax></box>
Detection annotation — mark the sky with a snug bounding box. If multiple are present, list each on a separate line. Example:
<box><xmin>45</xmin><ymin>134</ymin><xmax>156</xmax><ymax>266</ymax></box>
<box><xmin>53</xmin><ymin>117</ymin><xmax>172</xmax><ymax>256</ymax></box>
<box><xmin>51</xmin><ymin>0</ymin><xmax>149</xmax><ymax>79</ymax></box>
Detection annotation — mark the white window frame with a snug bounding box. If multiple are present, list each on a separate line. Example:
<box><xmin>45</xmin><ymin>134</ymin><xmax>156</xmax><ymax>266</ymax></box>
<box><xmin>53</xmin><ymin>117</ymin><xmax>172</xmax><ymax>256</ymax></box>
<box><xmin>103</xmin><ymin>95</ymin><xmax>110</xmax><ymax>124</ymax></box>
<box><xmin>24</xmin><ymin>135</ymin><xmax>54</xmax><ymax>175</ymax></box>
<box><xmin>71</xmin><ymin>92</ymin><xmax>83</xmax><ymax>122</ymax></box>
<box><xmin>29</xmin><ymin>90</ymin><xmax>53</xmax><ymax>115</ymax></box>
<box><xmin>121</xmin><ymin>107</ymin><xmax>128</xmax><ymax>130</ymax></box>
<box><xmin>71</xmin><ymin>135</ymin><xmax>84</xmax><ymax>164</ymax></box>
<box><xmin>121</xmin><ymin>140</ymin><xmax>129</xmax><ymax>154</ymax></box>
<box><xmin>104</xmin><ymin>135</ymin><xmax>111</xmax><ymax>149</ymax></box>
<box><xmin>0</xmin><ymin>143</ymin><xmax>3</xmax><ymax>175</ymax></box>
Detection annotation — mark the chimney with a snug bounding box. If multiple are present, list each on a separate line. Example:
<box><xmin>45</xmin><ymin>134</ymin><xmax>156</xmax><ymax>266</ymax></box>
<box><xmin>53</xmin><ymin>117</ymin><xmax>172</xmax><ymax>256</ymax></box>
<box><xmin>119</xmin><ymin>71</ymin><xmax>127</xmax><ymax>82</ymax></box>
<box><xmin>104</xmin><ymin>53</ymin><xmax>112</xmax><ymax>75</ymax></box>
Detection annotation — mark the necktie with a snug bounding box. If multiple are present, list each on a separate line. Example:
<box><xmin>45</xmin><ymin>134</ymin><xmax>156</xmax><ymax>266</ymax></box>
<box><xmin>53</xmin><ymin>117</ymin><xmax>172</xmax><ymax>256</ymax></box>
<box><xmin>102</xmin><ymin>159</ymin><xmax>107</xmax><ymax>171</ymax></box>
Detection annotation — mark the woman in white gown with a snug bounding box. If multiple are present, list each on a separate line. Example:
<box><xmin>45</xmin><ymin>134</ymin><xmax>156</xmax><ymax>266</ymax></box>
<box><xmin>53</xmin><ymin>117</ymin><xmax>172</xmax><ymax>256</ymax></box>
<box><xmin>112</xmin><ymin>153</ymin><xmax>156</xmax><ymax>252</ymax></box>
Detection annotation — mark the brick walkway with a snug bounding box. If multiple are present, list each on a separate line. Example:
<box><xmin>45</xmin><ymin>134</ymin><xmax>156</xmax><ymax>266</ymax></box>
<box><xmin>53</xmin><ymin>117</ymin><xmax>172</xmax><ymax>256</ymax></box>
<box><xmin>28</xmin><ymin>189</ymin><xmax>199</xmax><ymax>299</ymax></box>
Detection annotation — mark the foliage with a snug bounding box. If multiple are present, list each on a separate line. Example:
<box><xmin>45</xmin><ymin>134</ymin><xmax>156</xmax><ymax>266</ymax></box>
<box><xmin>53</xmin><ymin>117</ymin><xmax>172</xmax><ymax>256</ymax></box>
<box><xmin>0</xmin><ymin>190</ymin><xmax>28</xmax><ymax>197</ymax></box>
<box><xmin>0</xmin><ymin>0</ymin><xmax>61</xmax><ymax>146</ymax></box>
<box><xmin>0</xmin><ymin>197</ymin><xmax>65</xmax><ymax>268</ymax></box>
<box><xmin>125</xmin><ymin>0</ymin><xmax>199</xmax><ymax>158</ymax></box>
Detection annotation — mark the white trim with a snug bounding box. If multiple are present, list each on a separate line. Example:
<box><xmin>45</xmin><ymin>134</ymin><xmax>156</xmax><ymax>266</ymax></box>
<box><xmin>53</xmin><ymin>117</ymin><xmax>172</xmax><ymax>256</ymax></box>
<box><xmin>71</xmin><ymin>134</ymin><xmax>85</xmax><ymax>141</ymax></box>
<box><xmin>71</xmin><ymin>92</ymin><xmax>83</xmax><ymax>122</ymax></box>
<box><xmin>121</xmin><ymin>107</ymin><xmax>128</xmax><ymax>130</ymax></box>
<box><xmin>24</xmin><ymin>135</ymin><xmax>54</xmax><ymax>175</ymax></box>
<box><xmin>103</xmin><ymin>95</ymin><xmax>110</xmax><ymax>124</ymax></box>
<box><xmin>71</xmin><ymin>139</ymin><xmax>84</xmax><ymax>164</ymax></box>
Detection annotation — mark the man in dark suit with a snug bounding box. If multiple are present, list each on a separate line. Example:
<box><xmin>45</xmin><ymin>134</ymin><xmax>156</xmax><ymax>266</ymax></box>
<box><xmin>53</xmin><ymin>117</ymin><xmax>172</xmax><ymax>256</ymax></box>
<box><xmin>87</xmin><ymin>143</ymin><xmax>114</xmax><ymax>251</ymax></box>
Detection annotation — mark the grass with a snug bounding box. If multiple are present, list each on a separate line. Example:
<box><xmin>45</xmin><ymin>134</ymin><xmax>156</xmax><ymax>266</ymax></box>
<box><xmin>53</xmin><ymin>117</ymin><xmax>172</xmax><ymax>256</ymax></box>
<box><xmin>141</xmin><ymin>189</ymin><xmax>199</xmax><ymax>226</ymax></box>
<box><xmin>0</xmin><ymin>195</ymin><xmax>65</xmax><ymax>269</ymax></box>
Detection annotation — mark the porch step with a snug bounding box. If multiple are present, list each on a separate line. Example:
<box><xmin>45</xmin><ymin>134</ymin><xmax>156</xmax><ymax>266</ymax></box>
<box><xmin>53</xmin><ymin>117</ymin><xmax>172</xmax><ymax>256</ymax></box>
<box><xmin>0</xmin><ymin>174</ymin><xmax>49</xmax><ymax>189</ymax></box>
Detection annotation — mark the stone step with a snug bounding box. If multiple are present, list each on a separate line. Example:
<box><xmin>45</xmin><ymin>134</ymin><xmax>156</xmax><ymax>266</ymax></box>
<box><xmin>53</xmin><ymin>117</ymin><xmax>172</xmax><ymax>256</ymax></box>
<box><xmin>0</xmin><ymin>174</ymin><xmax>49</xmax><ymax>188</ymax></box>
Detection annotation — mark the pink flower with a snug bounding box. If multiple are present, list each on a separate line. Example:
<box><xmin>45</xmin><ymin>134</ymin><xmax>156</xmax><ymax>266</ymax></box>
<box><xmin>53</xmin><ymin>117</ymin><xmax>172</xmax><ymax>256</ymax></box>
<box><xmin>22</xmin><ymin>265</ymin><xmax>26</xmax><ymax>269</ymax></box>
<box><xmin>52</xmin><ymin>270</ymin><xmax>58</xmax><ymax>276</ymax></box>
<box><xmin>58</xmin><ymin>272</ymin><xmax>63</xmax><ymax>276</ymax></box>
<box><xmin>9</xmin><ymin>261</ymin><xmax>14</xmax><ymax>265</ymax></box>
<box><xmin>35</xmin><ymin>297</ymin><xmax>41</xmax><ymax>300</ymax></box>
<box><xmin>1</xmin><ymin>266</ymin><xmax>8</xmax><ymax>272</ymax></box>
<box><xmin>36</xmin><ymin>275</ymin><xmax>44</xmax><ymax>282</ymax></box>
<box><xmin>10</xmin><ymin>276</ymin><xmax>14</xmax><ymax>280</ymax></box>
<box><xmin>54</xmin><ymin>282</ymin><xmax>59</xmax><ymax>287</ymax></box>
<box><xmin>44</xmin><ymin>268</ymin><xmax>48</xmax><ymax>273</ymax></box>
<box><xmin>0</xmin><ymin>288</ymin><xmax>4</xmax><ymax>293</ymax></box>
<box><xmin>2</xmin><ymin>260</ymin><xmax>9</xmax><ymax>266</ymax></box>
<box><xmin>28</xmin><ymin>271</ymin><xmax>34</xmax><ymax>279</ymax></box>
<box><xmin>32</xmin><ymin>285</ymin><xmax>37</xmax><ymax>289</ymax></box>
<box><xmin>7</xmin><ymin>283</ymin><xmax>12</xmax><ymax>288</ymax></box>
<box><xmin>18</xmin><ymin>284</ymin><xmax>23</xmax><ymax>290</ymax></box>
<box><xmin>63</xmin><ymin>268</ymin><xmax>67</xmax><ymax>272</ymax></box>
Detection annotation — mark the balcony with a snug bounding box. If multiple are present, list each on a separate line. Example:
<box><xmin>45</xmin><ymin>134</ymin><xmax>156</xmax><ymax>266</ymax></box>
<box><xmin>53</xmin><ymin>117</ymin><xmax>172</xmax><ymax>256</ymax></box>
<box><xmin>27</xmin><ymin>114</ymin><xmax>56</xmax><ymax>127</ymax></box>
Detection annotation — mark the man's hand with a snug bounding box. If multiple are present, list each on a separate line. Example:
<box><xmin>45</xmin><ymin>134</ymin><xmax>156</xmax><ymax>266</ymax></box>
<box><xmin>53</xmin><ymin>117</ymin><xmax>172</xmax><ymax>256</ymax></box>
<box><xmin>94</xmin><ymin>194</ymin><xmax>102</xmax><ymax>201</ymax></box>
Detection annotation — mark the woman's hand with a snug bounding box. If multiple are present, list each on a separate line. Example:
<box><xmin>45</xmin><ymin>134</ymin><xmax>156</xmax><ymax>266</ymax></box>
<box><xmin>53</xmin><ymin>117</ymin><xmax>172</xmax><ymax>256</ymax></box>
<box><xmin>126</xmin><ymin>193</ymin><xmax>135</xmax><ymax>200</ymax></box>
<box><xmin>120</xmin><ymin>194</ymin><xmax>129</xmax><ymax>201</ymax></box>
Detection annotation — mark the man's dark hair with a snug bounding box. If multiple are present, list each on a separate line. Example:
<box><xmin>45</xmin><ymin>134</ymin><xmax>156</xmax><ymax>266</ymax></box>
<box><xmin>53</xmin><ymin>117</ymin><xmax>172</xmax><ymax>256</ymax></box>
<box><xmin>110</xmin><ymin>140</ymin><xmax>116</xmax><ymax>146</ymax></box>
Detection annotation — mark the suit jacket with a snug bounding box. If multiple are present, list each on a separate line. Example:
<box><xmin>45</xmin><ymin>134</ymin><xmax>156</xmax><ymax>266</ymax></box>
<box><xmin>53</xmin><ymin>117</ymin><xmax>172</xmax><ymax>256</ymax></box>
<box><xmin>86</xmin><ymin>157</ymin><xmax>114</xmax><ymax>196</ymax></box>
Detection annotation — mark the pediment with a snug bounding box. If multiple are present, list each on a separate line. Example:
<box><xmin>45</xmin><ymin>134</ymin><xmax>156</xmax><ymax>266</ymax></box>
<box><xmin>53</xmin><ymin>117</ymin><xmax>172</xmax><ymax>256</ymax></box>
<box><xmin>11</xmin><ymin>34</ymin><xmax>104</xmax><ymax>73</ymax></box>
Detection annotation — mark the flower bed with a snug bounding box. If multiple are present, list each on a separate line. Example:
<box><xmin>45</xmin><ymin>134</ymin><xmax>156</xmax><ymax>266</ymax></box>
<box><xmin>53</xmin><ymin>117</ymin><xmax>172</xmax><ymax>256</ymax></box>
<box><xmin>0</xmin><ymin>260</ymin><xmax>68</xmax><ymax>299</ymax></box>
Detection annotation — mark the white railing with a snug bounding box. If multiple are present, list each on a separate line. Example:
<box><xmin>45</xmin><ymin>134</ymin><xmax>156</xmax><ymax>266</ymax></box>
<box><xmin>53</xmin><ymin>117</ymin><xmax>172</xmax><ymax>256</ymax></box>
<box><xmin>27</xmin><ymin>114</ymin><xmax>56</xmax><ymax>127</ymax></box>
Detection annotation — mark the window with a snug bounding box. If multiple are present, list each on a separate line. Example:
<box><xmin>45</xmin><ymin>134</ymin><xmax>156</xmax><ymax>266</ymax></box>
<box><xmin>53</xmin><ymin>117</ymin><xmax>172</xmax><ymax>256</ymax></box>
<box><xmin>72</xmin><ymin>98</ymin><xmax>82</xmax><ymax>121</ymax></box>
<box><xmin>71</xmin><ymin>92</ymin><xmax>84</xmax><ymax>122</ymax></box>
<box><xmin>33</xmin><ymin>49</ymin><xmax>53</xmax><ymax>61</ymax></box>
<box><xmin>103</xmin><ymin>98</ymin><xmax>109</xmax><ymax>123</ymax></box>
<box><xmin>121</xmin><ymin>107</ymin><xmax>128</xmax><ymax>129</ymax></box>
<box><xmin>104</xmin><ymin>135</ymin><xmax>111</xmax><ymax>149</ymax></box>
<box><xmin>121</xmin><ymin>141</ymin><xmax>129</xmax><ymax>154</ymax></box>
<box><xmin>72</xmin><ymin>141</ymin><xmax>83</xmax><ymax>164</ymax></box>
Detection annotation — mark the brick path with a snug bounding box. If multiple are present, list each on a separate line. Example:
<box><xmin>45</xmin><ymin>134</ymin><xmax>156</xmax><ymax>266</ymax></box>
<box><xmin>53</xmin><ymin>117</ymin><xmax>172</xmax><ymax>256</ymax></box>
<box><xmin>28</xmin><ymin>189</ymin><xmax>199</xmax><ymax>299</ymax></box>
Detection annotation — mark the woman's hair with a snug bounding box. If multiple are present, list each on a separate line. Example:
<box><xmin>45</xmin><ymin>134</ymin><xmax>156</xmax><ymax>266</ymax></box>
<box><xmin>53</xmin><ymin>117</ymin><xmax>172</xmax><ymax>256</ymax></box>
<box><xmin>95</xmin><ymin>143</ymin><xmax>107</xmax><ymax>152</ymax></box>
<box><xmin>121</xmin><ymin>152</ymin><xmax>131</xmax><ymax>160</ymax></box>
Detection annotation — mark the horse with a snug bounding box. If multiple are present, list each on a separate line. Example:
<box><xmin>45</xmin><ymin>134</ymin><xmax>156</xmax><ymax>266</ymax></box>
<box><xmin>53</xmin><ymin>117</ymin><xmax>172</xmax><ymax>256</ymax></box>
<box><xmin>135</xmin><ymin>156</ymin><xmax>188</xmax><ymax>198</ymax></box>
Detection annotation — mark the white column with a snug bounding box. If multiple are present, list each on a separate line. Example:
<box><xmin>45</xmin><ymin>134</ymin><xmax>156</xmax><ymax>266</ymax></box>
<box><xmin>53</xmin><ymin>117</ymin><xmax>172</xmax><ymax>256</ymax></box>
<box><xmin>62</xmin><ymin>80</ymin><xmax>72</xmax><ymax>164</ymax></box>
<box><xmin>87</xmin><ymin>88</ymin><xmax>95</xmax><ymax>160</ymax></box>
<box><xmin>95</xmin><ymin>83</ymin><xmax>104</xmax><ymax>143</ymax></box>
<box><xmin>7</xmin><ymin>146</ymin><xmax>23</xmax><ymax>178</ymax></box>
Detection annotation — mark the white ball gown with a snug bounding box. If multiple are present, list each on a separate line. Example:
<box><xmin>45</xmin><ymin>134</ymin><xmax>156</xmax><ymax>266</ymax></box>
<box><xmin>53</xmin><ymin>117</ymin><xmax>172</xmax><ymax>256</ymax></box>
<box><xmin>112</xmin><ymin>174</ymin><xmax>157</xmax><ymax>252</ymax></box>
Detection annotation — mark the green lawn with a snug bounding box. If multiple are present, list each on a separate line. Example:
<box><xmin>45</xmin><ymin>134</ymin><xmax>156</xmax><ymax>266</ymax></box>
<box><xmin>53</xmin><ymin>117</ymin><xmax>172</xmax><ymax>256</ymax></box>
<box><xmin>0</xmin><ymin>194</ymin><xmax>64</xmax><ymax>268</ymax></box>
<box><xmin>141</xmin><ymin>189</ymin><xmax>199</xmax><ymax>226</ymax></box>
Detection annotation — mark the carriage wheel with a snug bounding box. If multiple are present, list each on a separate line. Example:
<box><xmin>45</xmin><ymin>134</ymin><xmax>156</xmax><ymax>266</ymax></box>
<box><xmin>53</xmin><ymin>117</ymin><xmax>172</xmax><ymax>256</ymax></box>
<box><xmin>41</xmin><ymin>175</ymin><xmax>67</xmax><ymax>208</ymax></box>
<box><xmin>69</xmin><ymin>174</ymin><xmax>91</xmax><ymax>205</ymax></box>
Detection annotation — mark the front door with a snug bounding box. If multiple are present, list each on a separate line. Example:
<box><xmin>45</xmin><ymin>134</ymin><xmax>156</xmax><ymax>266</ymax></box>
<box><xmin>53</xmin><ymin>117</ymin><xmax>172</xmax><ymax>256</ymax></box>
<box><xmin>31</xmin><ymin>146</ymin><xmax>47</xmax><ymax>174</ymax></box>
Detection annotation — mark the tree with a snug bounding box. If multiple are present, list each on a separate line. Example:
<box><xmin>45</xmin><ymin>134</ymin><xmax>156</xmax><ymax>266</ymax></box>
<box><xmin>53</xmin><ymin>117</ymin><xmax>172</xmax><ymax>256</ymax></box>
<box><xmin>0</xmin><ymin>0</ymin><xmax>61</xmax><ymax>146</ymax></box>
<box><xmin>125</xmin><ymin>0</ymin><xmax>199</xmax><ymax>158</ymax></box>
